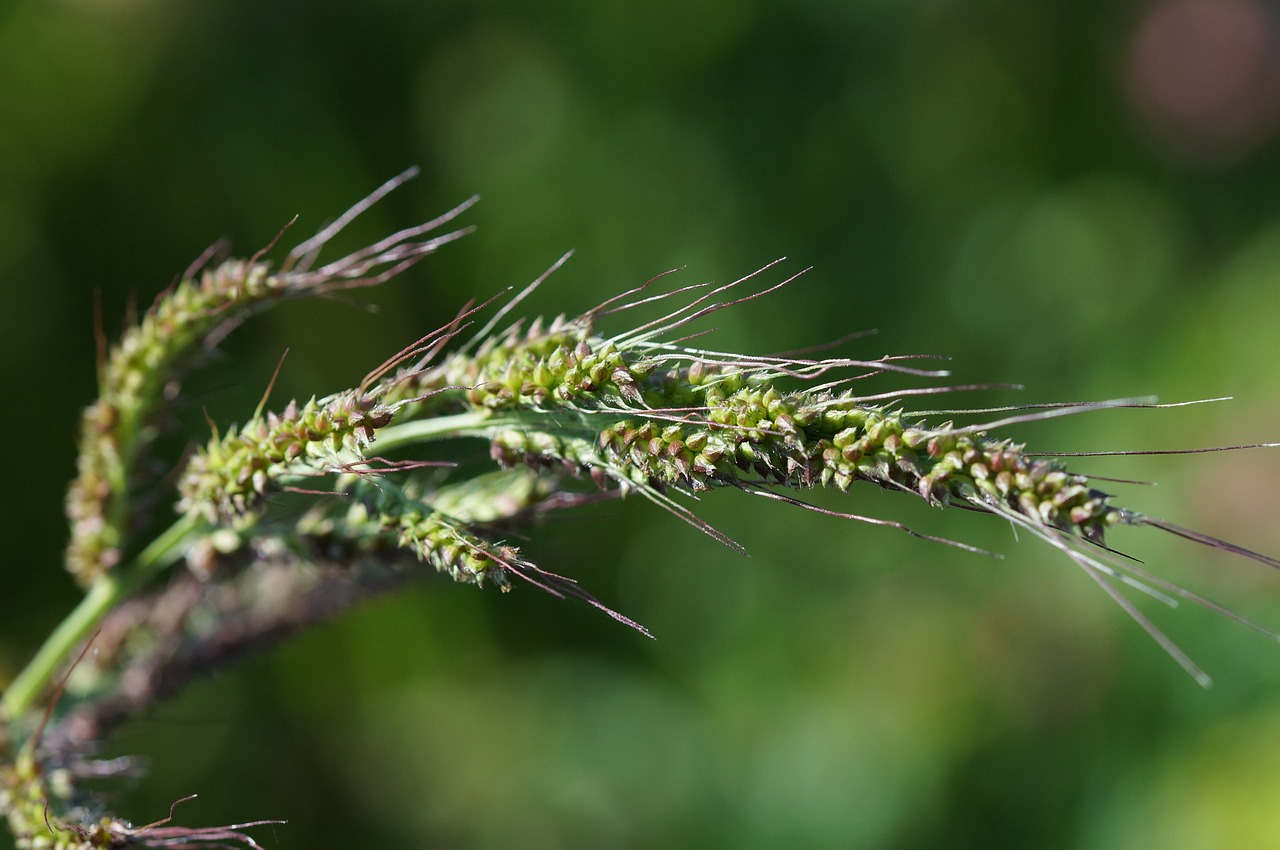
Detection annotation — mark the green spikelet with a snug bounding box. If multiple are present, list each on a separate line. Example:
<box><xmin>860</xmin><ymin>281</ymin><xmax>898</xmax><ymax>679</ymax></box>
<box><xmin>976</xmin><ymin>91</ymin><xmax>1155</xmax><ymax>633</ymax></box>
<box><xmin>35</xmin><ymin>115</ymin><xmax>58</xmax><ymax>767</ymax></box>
<box><xmin>65</xmin><ymin>173</ymin><xmax>473</xmax><ymax>584</ymax></box>
<box><xmin>176</xmin><ymin>392</ymin><xmax>394</xmax><ymax>525</ymax></box>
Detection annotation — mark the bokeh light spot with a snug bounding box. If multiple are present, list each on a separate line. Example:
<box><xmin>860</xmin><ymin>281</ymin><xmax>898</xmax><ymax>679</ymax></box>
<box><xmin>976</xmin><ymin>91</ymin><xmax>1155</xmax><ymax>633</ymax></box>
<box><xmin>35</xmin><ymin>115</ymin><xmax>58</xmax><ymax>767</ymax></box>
<box><xmin>1126</xmin><ymin>0</ymin><xmax>1280</xmax><ymax>163</ymax></box>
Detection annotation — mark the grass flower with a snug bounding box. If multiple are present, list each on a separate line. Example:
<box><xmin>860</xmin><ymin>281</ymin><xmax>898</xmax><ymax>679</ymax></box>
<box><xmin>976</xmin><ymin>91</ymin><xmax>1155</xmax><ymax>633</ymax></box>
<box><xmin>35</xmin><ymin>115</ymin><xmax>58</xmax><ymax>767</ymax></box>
<box><xmin>3</xmin><ymin>174</ymin><xmax>1277</xmax><ymax>849</ymax></box>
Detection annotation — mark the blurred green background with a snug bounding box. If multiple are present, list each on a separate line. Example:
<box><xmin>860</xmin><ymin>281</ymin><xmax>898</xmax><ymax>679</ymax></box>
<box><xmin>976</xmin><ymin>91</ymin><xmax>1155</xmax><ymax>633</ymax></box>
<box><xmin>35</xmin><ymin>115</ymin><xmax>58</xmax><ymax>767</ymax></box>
<box><xmin>4</xmin><ymin>0</ymin><xmax>1280</xmax><ymax>847</ymax></box>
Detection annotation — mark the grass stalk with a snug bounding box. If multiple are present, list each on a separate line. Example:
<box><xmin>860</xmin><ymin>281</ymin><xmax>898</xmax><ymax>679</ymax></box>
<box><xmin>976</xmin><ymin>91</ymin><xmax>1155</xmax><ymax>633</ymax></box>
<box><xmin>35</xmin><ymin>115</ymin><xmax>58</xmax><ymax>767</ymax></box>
<box><xmin>2</xmin><ymin>514</ymin><xmax>197</xmax><ymax>723</ymax></box>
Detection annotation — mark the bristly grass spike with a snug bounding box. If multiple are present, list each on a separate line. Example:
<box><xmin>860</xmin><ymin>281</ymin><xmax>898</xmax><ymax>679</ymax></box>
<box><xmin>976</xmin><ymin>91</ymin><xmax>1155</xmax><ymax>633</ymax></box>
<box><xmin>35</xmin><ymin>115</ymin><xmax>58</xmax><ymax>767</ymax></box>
<box><xmin>6</xmin><ymin>172</ymin><xmax>1280</xmax><ymax>850</ymax></box>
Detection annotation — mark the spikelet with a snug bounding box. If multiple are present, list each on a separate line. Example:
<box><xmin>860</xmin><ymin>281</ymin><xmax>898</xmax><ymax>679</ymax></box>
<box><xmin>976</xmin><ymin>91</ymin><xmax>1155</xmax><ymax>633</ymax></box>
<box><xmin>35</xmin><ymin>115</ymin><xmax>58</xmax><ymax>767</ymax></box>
<box><xmin>176</xmin><ymin>391</ymin><xmax>394</xmax><ymax>525</ymax></box>
<box><xmin>369</xmin><ymin>259</ymin><xmax>1280</xmax><ymax>684</ymax></box>
<box><xmin>65</xmin><ymin>170</ymin><xmax>474</xmax><ymax>584</ymax></box>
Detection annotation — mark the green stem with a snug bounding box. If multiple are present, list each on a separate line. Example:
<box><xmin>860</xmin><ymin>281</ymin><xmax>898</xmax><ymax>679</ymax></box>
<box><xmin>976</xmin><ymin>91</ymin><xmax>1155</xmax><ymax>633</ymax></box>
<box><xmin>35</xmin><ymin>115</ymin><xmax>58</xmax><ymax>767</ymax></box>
<box><xmin>375</xmin><ymin>409</ymin><xmax>495</xmax><ymax>452</ymax></box>
<box><xmin>1</xmin><ymin>514</ymin><xmax>199</xmax><ymax>722</ymax></box>
<box><xmin>375</xmin><ymin>407</ymin><xmax>605</xmax><ymax>452</ymax></box>
<box><xmin>3</xmin><ymin>411</ymin><xmax>495</xmax><ymax>723</ymax></box>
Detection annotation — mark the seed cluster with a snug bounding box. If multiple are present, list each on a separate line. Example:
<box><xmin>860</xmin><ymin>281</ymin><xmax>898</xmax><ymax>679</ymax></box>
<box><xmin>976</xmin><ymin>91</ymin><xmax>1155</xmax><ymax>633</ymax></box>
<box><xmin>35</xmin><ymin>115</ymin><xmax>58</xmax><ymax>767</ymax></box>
<box><xmin>66</xmin><ymin>185</ymin><xmax>471</xmax><ymax>587</ymax></box>
<box><xmin>177</xmin><ymin>392</ymin><xmax>393</xmax><ymax>524</ymax></box>
<box><xmin>181</xmin><ymin>292</ymin><xmax>1128</xmax><ymax>585</ymax></box>
<box><xmin>388</xmin><ymin>510</ymin><xmax>516</xmax><ymax>589</ymax></box>
<box><xmin>67</xmin><ymin>259</ymin><xmax>283</xmax><ymax>584</ymax></box>
<box><xmin>431</xmin><ymin>336</ymin><xmax>1127</xmax><ymax>547</ymax></box>
<box><xmin>392</xmin><ymin>315</ymin><xmax>650</xmax><ymax>412</ymax></box>
<box><xmin>594</xmin><ymin>403</ymin><xmax>1119</xmax><ymax>537</ymax></box>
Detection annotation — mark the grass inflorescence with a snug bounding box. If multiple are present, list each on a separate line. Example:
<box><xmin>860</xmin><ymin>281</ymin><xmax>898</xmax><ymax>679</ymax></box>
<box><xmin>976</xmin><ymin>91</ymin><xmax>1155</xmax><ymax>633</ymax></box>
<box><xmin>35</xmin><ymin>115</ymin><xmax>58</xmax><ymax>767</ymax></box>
<box><xmin>65</xmin><ymin>169</ymin><xmax>474</xmax><ymax>586</ymax></box>
<box><xmin>3</xmin><ymin>174</ymin><xmax>1277</xmax><ymax>849</ymax></box>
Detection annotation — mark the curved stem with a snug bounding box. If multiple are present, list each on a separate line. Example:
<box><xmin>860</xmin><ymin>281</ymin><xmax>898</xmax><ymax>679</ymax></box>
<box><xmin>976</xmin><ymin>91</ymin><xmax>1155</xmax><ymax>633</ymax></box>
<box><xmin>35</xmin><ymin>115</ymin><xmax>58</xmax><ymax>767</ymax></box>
<box><xmin>3</xmin><ymin>412</ymin><xmax>508</xmax><ymax>724</ymax></box>
<box><xmin>1</xmin><ymin>514</ymin><xmax>199</xmax><ymax>723</ymax></box>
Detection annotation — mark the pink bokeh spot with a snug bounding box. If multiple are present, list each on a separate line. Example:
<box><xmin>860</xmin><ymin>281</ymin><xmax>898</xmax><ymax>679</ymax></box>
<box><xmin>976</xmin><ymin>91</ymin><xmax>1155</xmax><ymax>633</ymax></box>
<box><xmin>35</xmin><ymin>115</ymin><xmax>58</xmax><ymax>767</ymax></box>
<box><xmin>1126</xmin><ymin>0</ymin><xmax>1280</xmax><ymax>162</ymax></box>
